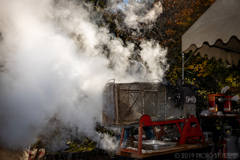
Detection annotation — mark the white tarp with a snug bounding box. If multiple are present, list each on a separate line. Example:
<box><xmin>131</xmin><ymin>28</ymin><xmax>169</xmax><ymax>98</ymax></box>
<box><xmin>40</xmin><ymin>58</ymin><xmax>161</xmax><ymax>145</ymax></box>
<box><xmin>182</xmin><ymin>0</ymin><xmax>240</xmax><ymax>64</ymax></box>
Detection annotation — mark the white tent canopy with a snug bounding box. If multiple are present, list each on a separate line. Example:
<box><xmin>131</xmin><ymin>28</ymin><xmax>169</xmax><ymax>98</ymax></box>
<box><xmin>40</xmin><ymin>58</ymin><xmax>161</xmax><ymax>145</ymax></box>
<box><xmin>182</xmin><ymin>0</ymin><xmax>240</xmax><ymax>65</ymax></box>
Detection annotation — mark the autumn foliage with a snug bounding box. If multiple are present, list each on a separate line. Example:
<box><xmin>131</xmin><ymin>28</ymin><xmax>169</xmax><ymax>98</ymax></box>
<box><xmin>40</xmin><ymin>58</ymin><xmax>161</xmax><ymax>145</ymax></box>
<box><xmin>84</xmin><ymin>0</ymin><xmax>239</xmax><ymax>109</ymax></box>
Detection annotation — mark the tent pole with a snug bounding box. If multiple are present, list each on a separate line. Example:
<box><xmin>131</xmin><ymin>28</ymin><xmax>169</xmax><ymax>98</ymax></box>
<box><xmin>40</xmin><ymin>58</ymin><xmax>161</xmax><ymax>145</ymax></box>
<box><xmin>182</xmin><ymin>52</ymin><xmax>184</xmax><ymax>85</ymax></box>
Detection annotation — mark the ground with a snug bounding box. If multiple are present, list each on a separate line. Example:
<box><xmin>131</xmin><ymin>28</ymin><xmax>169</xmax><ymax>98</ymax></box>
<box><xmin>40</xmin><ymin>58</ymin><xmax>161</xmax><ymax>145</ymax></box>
<box><xmin>46</xmin><ymin>149</ymin><xmax>112</xmax><ymax>160</ymax></box>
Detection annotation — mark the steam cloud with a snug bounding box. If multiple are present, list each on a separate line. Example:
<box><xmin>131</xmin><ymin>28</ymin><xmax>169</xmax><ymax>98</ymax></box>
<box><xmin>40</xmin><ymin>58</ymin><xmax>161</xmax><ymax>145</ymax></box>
<box><xmin>123</xmin><ymin>0</ymin><xmax>162</xmax><ymax>31</ymax></box>
<box><xmin>0</xmin><ymin>0</ymin><xmax>167</xmax><ymax>151</ymax></box>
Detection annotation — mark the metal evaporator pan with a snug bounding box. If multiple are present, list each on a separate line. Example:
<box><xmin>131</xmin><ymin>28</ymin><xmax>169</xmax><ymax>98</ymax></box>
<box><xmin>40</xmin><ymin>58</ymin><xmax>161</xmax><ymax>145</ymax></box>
<box><xmin>133</xmin><ymin>140</ymin><xmax>176</xmax><ymax>150</ymax></box>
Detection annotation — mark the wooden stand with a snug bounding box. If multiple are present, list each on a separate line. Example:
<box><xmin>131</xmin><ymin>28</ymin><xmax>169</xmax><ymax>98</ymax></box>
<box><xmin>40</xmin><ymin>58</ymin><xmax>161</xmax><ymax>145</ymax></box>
<box><xmin>116</xmin><ymin>143</ymin><xmax>209</xmax><ymax>159</ymax></box>
<box><xmin>117</xmin><ymin>115</ymin><xmax>206</xmax><ymax>159</ymax></box>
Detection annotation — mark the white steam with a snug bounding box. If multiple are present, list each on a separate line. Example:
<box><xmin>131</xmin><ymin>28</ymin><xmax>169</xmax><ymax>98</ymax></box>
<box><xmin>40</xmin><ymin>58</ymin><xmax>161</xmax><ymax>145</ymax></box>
<box><xmin>123</xmin><ymin>1</ymin><xmax>162</xmax><ymax>30</ymax></box>
<box><xmin>0</xmin><ymin>0</ymin><xmax>167</xmax><ymax>151</ymax></box>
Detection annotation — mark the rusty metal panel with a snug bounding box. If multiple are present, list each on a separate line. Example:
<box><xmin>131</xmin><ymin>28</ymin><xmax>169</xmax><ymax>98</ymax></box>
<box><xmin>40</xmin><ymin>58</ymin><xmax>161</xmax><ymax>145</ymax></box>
<box><xmin>102</xmin><ymin>81</ymin><xmax>167</xmax><ymax>126</ymax></box>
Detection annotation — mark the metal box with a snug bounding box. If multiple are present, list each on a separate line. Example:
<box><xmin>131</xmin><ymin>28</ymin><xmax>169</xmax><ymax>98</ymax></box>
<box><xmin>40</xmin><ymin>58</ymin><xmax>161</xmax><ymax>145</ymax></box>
<box><xmin>102</xmin><ymin>81</ymin><xmax>189</xmax><ymax>126</ymax></box>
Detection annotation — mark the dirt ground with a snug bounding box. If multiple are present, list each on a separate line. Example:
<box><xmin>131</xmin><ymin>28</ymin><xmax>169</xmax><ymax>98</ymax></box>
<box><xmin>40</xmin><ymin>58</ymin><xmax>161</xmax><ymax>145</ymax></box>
<box><xmin>0</xmin><ymin>147</ymin><xmax>113</xmax><ymax>160</ymax></box>
<box><xmin>46</xmin><ymin>149</ymin><xmax>113</xmax><ymax>160</ymax></box>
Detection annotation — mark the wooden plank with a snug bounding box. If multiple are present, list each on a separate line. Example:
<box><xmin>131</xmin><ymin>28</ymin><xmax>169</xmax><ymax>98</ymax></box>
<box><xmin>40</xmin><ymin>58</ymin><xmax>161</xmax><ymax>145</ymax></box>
<box><xmin>130</xmin><ymin>147</ymin><xmax>186</xmax><ymax>159</ymax></box>
<box><xmin>116</xmin><ymin>150</ymin><xmax>131</xmax><ymax>157</ymax></box>
<box><xmin>126</xmin><ymin>146</ymin><xmax>184</xmax><ymax>153</ymax></box>
<box><xmin>116</xmin><ymin>144</ymin><xmax>207</xmax><ymax>159</ymax></box>
<box><xmin>176</xmin><ymin>144</ymin><xmax>200</xmax><ymax>149</ymax></box>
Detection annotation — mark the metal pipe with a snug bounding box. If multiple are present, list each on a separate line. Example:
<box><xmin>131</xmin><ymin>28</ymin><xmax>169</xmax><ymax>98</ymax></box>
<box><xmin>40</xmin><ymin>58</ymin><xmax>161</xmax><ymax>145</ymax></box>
<box><xmin>119</xmin><ymin>128</ymin><xmax>125</xmax><ymax>149</ymax></box>
<box><xmin>138</xmin><ymin>126</ymin><xmax>143</xmax><ymax>154</ymax></box>
<box><xmin>182</xmin><ymin>53</ymin><xmax>184</xmax><ymax>85</ymax></box>
<box><xmin>142</xmin><ymin>91</ymin><xmax>145</xmax><ymax>115</ymax></box>
<box><xmin>114</xmin><ymin>84</ymin><xmax>119</xmax><ymax>125</ymax></box>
